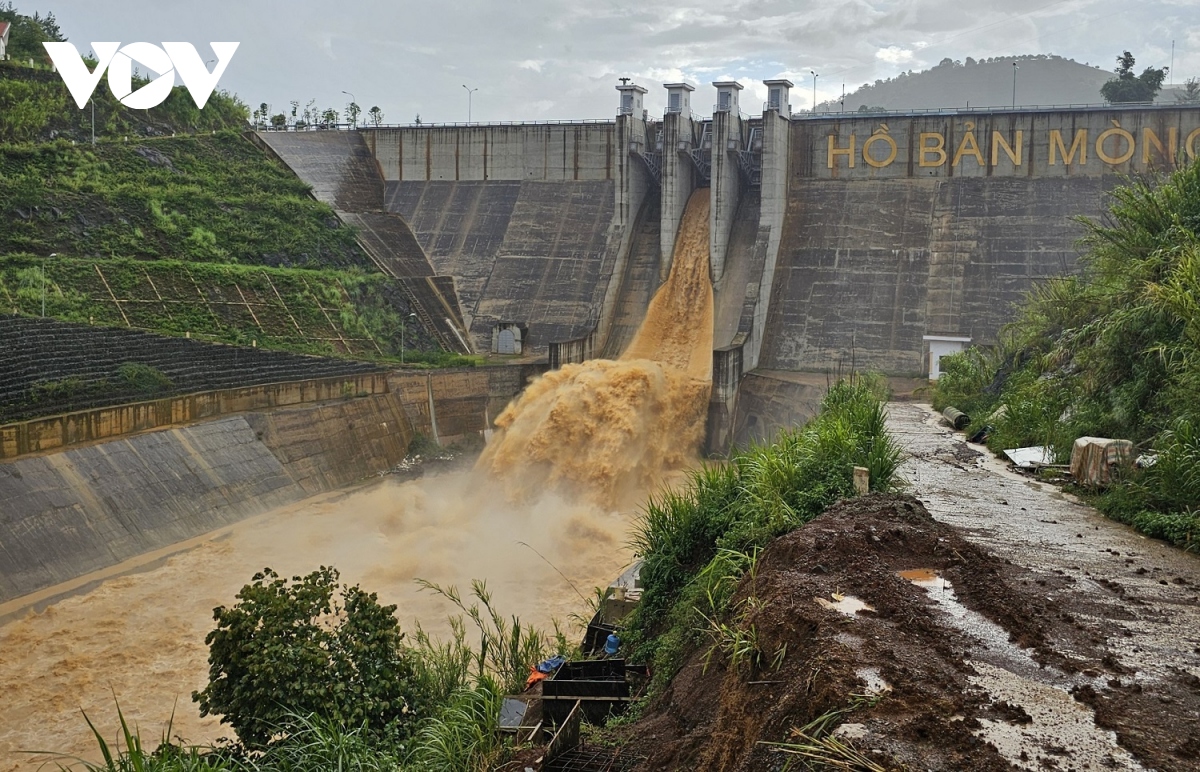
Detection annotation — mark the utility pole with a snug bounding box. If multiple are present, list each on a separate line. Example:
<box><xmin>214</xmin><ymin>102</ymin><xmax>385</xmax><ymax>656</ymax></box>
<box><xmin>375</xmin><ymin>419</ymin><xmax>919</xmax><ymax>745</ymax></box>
<box><xmin>90</xmin><ymin>97</ymin><xmax>95</xmax><ymax>145</ymax></box>
<box><xmin>42</xmin><ymin>253</ymin><xmax>57</xmax><ymax>317</ymax></box>
<box><xmin>811</xmin><ymin>70</ymin><xmax>818</xmax><ymax>112</ymax></box>
<box><xmin>1171</xmin><ymin>40</ymin><xmax>1175</xmax><ymax>84</ymax></box>
<box><xmin>462</xmin><ymin>84</ymin><xmax>478</xmax><ymax>123</ymax></box>
<box><xmin>1012</xmin><ymin>62</ymin><xmax>1019</xmax><ymax>108</ymax></box>
<box><xmin>840</xmin><ymin>82</ymin><xmax>845</xmax><ymax>114</ymax></box>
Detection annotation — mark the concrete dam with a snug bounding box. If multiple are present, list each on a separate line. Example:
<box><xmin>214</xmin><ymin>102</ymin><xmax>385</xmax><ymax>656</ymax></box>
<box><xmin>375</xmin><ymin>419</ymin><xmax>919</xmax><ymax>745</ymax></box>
<box><xmin>256</xmin><ymin>86</ymin><xmax>1200</xmax><ymax>445</ymax></box>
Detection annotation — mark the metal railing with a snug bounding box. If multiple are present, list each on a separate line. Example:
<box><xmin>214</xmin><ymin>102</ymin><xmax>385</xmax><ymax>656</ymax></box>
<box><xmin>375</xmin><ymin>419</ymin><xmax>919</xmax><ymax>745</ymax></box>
<box><xmin>790</xmin><ymin>100</ymin><xmax>1198</xmax><ymax>120</ymax></box>
<box><xmin>254</xmin><ymin>117</ymin><xmax>616</xmax><ymax>132</ymax></box>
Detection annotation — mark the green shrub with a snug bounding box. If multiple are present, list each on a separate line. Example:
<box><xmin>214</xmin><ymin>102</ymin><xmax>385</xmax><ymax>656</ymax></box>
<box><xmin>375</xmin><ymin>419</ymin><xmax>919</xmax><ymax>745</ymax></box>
<box><xmin>117</xmin><ymin>362</ymin><xmax>173</xmax><ymax>393</ymax></box>
<box><xmin>193</xmin><ymin>567</ymin><xmax>426</xmax><ymax>750</ymax></box>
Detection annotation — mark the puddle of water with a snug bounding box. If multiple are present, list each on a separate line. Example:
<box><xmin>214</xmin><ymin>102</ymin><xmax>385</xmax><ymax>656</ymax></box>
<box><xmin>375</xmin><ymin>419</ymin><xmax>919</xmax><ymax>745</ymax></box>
<box><xmin>898</xmin><ymin>570</ymin><xmax>1036</xmax><ymax>669</ymax></box>
<box><xmin>898</xmin><ymin>567</ymin><xmax>940</xmax><ymax>583</ymax></box>
<box><xmin>855</xmin><ymin>666</ymin><xmax>890</xmax><ymax>695</ymax></box>
<box><xmin>815</xmin><ymin>594</ymin><xmax>875</xmax><ymax>616</ymax></box>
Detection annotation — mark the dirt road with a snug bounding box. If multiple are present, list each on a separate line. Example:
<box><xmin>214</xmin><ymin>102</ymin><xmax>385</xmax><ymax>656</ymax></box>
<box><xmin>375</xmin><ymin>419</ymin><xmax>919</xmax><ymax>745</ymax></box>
<box><xmin>890</xmin><ymin>402</ymin><xmax>1200</xmax><ymax>770</ymax></box>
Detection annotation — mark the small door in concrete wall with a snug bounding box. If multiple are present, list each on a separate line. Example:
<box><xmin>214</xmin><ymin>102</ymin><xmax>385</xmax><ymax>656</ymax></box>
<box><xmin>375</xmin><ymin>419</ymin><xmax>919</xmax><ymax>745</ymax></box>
<box><xmin>923</xmin><ymin>336</ymin><xmax>972</xmax><ymax>380</ymax></box>
<box><xmin>498</xmin><ymin>328</ymin><xmax>516</xmax><ymax>355</ymax></box>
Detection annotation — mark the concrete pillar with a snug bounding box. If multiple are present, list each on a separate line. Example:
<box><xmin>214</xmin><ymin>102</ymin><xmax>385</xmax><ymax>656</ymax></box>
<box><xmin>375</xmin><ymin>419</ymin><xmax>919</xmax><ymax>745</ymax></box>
<box><xmin>659</xmin><ymin>102</ymin><xmax>697</xmax><ymax>282</ymax></box>
<box><xmin>744</xmin><ymin>98</ymin><xmax>791</xmax><ymax>373</ymax></box>
<box><xmin>614</xmin><ymin>111</ymin><xmax>649</xmax><ymax>231</ymax></box>
<box><xmin>709</xmin><ymin>81</ymin><xmax>744</xmax><ymax>283</ymax></box>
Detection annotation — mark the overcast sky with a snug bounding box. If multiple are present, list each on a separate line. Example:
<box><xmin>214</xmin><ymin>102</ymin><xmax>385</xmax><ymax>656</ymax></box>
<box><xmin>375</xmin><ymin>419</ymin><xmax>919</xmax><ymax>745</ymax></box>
<box><xmin>35</xmin><ymin>0</ymin><xmax>1200</xmax><ymax>124</ymax></box>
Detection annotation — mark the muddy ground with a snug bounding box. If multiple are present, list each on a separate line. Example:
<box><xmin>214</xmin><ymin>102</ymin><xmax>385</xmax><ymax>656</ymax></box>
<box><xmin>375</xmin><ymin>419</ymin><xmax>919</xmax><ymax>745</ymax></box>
<box><xmin>593</xmin><ymin>403</ymin><xmax>1200</xmax><ymax>771</ymax></box>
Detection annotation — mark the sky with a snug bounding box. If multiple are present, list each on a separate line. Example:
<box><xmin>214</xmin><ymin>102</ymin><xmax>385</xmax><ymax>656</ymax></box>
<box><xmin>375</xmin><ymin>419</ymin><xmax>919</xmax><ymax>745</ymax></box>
<box><xmin>30</xmin><ymin>0</ymin><xmax>1200</xmax><ymax>125</ymax></box>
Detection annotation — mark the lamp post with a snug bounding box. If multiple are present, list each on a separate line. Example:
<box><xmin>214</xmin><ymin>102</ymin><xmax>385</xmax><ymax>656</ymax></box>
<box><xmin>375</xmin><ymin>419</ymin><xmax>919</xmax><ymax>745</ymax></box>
<box><xmin>342</xmin><ymin>90</ymin><xmax>357</xmax><ymax>128</ymax></box>
<box><xmin>401</xmin><ymin>312</ymin><xmax>417</xmax><ymax>364</ymax></box>
<box><xmin>42</xmin><ymin>253</ymin><xmax>57</xmax><ymax>317</ymax></box>
<box><xmin>462</xmin><ymin>84</ymin><xmax>478</xmax><ymax>123</ymax></box>
<box><xmin>811</xmin><ymin>70</ymin><xmax>818</xmax><ymax>113</ymax></box>
<box><xmin>1012</xmin><ymin>63</ymin><xmax>1019</xmax><ymax>108</ymax></box>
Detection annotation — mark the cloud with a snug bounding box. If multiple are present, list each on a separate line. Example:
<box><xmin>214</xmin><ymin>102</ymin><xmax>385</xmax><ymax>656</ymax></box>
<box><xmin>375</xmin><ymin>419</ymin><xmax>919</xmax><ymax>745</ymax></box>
<box><xmin>44</xmin><ymin>0</ymin><xmax>1194</xmax><ymax>124</ymax></box>
<box><xmin>876</xmin><ymin>46</ymin><xmax>915</xmax><ymax>65</ymax></box>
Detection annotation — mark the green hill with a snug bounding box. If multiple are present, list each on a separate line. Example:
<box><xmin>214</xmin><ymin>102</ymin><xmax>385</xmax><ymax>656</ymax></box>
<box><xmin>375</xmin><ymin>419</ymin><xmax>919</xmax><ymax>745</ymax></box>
<box><xmin>824</xmin><ymin>54</ymin><xmax>1118</xmax><ymax>112</ymax></box>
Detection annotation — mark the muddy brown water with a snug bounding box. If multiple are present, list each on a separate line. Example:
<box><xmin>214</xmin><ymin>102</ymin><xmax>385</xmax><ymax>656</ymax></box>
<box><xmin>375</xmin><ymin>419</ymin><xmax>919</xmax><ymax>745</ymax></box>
<box><xmin>0</xmin><ymin>191</ymin><xmax>718</xmax><ymax>770</ymax></box>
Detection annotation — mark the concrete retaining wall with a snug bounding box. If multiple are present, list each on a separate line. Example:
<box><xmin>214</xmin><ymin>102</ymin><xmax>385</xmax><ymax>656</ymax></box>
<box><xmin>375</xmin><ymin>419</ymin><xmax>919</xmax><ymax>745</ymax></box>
<box><xmin>0</xmin><ymin>392</ymin><xmax>412</xmax><ymax>604</ymax></box>
<box><xmin>387</xmin><ymin>364</ymin><xmax>546</xmax><ymax>444</ymax></box>
<box><xmin>0</xmin><ymin>373</ymin><xmax>389</xmax><ymax>460</ymax></box>
<box><xmin>0</xmin><ymin>362</ymin><xmax>541</xmax><ymax>605</ymax></box>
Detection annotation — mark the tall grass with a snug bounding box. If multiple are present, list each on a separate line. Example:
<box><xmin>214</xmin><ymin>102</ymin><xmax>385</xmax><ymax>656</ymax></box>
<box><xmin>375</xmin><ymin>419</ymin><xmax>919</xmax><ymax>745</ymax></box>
<box><xmin>625</xmin><ymin>377</ymin><xmax>901</xmax><ymax>688</ymax></box>
<box><xmin>932</xmin><ymin>158</ymin><xmax>1200</xmax><ymax>548</ymax></box>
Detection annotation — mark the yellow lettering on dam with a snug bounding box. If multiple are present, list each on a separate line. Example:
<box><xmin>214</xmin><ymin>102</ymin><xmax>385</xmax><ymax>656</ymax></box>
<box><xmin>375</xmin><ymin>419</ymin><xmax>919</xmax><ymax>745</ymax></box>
<box><xmin>824</xmin><ymin>123</ymin><xmax>1197</xmax><ymax>170</ymax></box>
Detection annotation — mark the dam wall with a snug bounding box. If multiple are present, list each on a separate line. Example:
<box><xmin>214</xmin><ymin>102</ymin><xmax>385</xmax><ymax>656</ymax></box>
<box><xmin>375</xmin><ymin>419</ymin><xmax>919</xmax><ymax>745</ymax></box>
<box><xmin>250</xmin><ymin>131</ymin><xmax>470</xmax><ymax>352</ymax></box>
<box><xmin>758</xmin><ymin>106</ymin><xmax>1200</xmax><ymax>376</ymax></box>
<box><xmin>367</xmin><ymin>123</ymin><xmax>629</xmax><ymax>354</ymax></box>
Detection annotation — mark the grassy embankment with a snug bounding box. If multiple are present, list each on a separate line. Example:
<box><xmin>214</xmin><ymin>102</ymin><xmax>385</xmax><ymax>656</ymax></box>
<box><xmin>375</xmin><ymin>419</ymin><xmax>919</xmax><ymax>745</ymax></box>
<box><xmin>1</xmin><ymin>48</ymin><xmax>466</xmax><ymax>365</ymax></box>
<box><xmin>933</xmin><ymin>158</ymin><xmax>1200</xmax><ymax>550</ymax></box>
<box><xmin>59</xmin><ymin>380</ymin><xmax>900</xmax><ymax>771</ymax></box>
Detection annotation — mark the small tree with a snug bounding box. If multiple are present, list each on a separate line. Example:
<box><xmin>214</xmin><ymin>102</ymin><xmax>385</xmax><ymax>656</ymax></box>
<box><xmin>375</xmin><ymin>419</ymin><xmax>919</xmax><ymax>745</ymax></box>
<box><xmin>321</xmin><ymin>107</ymin><xmax>339</xmax><ymax>127</ymax></box>
<box><xmin>270</xmin><ymin>112</ymin><xmax>286</xmax><ymax>129</ymax></box>
<box><xmin>193</xmin><ymin>567</ymin><xmax>425</xmax><ymax>749</ymax></box>
<box><xmin>1100</xmin><ymin>51</ymin><xmax>1168</xmax><ymax>103</ymax></box>
<box><xmin>368</xmin><ymin>105</ymin><xmax>384</xmax><ymax>127</ymax></box>
<box><xmin>1178</xmin><ymin>77</ymin><xmax>1200</xmax><ymax>105</ymax></box>
<box><xmin>345</xmin><ymin>101</ymin><xmax>361</xmax><ymax>128</ymax></box>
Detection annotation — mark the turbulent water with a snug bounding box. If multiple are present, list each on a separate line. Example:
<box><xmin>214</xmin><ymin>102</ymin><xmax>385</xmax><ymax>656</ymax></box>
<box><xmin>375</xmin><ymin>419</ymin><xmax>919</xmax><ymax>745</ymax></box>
<box><xmin>0</xmin><ymin>190</ymin><xmax>715</xmax><ymax>769</ymax></box>
<box><xmin>477</xmin><ymin>189</ymin><xmax>714</xmax><ymax>506</ymax></box>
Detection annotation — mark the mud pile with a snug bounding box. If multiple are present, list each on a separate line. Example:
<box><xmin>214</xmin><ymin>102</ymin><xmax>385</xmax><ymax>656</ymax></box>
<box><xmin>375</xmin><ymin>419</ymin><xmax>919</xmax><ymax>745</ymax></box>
<box><xmin>476</xmin><ymin>190</ymin><xmax>713</xmax><ymax>505</ymax></box>
<box><xmin>619</xmin><ymin>494</ymin><xmax>1161</xmax><ymax>771</ymax></box>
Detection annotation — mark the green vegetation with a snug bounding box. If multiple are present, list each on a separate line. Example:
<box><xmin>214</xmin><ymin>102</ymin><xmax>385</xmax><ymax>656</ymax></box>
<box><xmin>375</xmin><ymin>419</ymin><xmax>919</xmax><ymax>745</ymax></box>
<box><xmin>0</xmin><ymin>3</ymin><xmax>63</xmax><ymax>66</ymax></box>
<box><xmin>624</xmin><ymin>378</ymin><xmax>901</xmax><ymax>693</ymax></box>
<box><xmin>0</xmin><ymin>136</ymin><xmax>366</xmax><ymax>268</ymax></box>
<box><xmin>0</xmin><ymin>255</ymin><xmax>438</xmax><ymax>359</ymax></box>
<box><xmin>52</xmin><ymin>571</ymin><xmax>570</xmax><ymax>771</ymax></box>
<box><xmin>193</xmin><ymin>567</ymin><xmax>425</xmax><ymax>749</ymax></box>
<box><xmin>0</xmin><ymin>3</ymin><xmax>247</xmax><ymax>143</ymax></box>
<box><xmin>934</xmin><ymin>158</ymin><xmax>1200</xmax><ymax>550</ymax></box>
<box><xmin>1100</xmin><ymin>51</ymin><xmax>1168</xmax><ymax>104</ymax></box>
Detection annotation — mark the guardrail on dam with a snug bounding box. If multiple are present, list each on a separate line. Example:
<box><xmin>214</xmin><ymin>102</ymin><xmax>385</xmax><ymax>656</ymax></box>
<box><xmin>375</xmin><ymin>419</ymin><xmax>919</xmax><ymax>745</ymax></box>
<box><xmin>255</xmin><ymin>97</ymin><xmax>1200</xmax><ymax>447</ymax></box>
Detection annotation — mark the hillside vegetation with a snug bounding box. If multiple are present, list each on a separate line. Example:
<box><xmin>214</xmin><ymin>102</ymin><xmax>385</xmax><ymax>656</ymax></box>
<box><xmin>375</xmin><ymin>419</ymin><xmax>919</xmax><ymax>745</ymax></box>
<box><xmin>825</xmin><ymin>53</ymin><xmax>1131</xmax><ymax>112</ymax></box>
<box><xmin>934</xmin><ymin>159</ymin><xmax>1200</xmax><ymax>549</ymax></box>
<box><xmin>1</xmin><ymin>134</ymin><xmax>368</xmax><ymax>269</ymax></box>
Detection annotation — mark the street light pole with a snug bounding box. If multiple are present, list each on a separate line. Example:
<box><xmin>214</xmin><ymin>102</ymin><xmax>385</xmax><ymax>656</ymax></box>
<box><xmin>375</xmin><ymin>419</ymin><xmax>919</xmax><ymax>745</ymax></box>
<box><xmin>1012</xmin><ymin>63</ymin><xmax>1019</xmax><ymax>108</ymax></box>
<box><xmin>42</xmin><ymin>253</ymin><xmax>57</xmax><ymax>317</ymax></box>
<box><xmin>90</xmin><ymin>98</ymin><xmax>95</xmax><ymax>145</ymax></box>
<box><xmin>811</xmin><ymin>71</ymin><xmax>818</xmax><ymax>113</ymax></box>
<box><xmin>462</xmin><ymin>84</ymin><xmax>478</xmax><ymax>123</ymax></box>
<box><xmin>342</xmin><ymin>90</ymin><xmax>357</xmax><ymax>128</ymax></box>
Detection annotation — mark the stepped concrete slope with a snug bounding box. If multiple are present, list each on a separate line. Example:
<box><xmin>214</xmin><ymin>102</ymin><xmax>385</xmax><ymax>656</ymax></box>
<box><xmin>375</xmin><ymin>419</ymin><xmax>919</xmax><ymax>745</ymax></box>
<box><xmin>251</xmin><ymin>131</ymin><xmax>469</xmax><ymax>352</ymax></box>
<box><xmin>0</xmin><ymin>317</ymin><xmax>380</xmax><ymax>424</ymax></box>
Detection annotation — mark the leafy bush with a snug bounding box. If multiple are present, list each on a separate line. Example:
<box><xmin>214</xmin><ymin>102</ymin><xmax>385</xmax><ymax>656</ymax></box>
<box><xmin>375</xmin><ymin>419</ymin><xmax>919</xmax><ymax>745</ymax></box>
<box><xmin>117</xmin><ymin>362</ymin><xmax>173</xmax><ymax>393</ymax></box>
<box><xmin>193</xmin><ymin>567</ymin><xmax>426</xmax><ymax>750</ymax></box>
